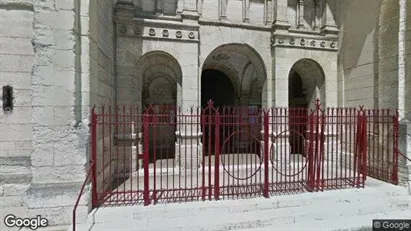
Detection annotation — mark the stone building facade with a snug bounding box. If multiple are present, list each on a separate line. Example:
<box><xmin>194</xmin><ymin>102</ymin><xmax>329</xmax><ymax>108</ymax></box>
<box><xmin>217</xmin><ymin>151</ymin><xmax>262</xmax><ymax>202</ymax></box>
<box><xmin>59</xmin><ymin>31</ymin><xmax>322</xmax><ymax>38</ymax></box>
<box><xmin>0</xmin><ymin>0</ymin><xmax>410</xmax><ymax>230</ymax></box>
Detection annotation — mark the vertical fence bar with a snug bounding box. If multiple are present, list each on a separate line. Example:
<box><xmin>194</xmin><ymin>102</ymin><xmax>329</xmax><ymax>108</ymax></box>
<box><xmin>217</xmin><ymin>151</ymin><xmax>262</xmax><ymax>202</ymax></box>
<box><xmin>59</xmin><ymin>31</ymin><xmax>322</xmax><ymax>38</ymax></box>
<box><xmin>392</xmin><ymin>112</ymin><xmax>399</xmax><ymax>184</ymax></box>
<box><xmin>263</xmin><ymin>111</ymin><xmax>269</xmax><ymax>198</ymax></box>
<box><xmin>362</xmin><ymin>110</ymin><xmax>368</xmax><ymax>185</ymax></box>
<box><xmin>143</xmin><ymin>113</ymin><xmax>150</xmax><ymax>206</ymax></box>
<box><xmin>307</xmin><ymin>112</ymin><xmax>315</xmax><ymax>192</ymax></box>
<box><xmin>215</xmin><ymin>111</ymin><xmax>221</xmax><ymax>200</ymax></box>
<box><xmin>91</xmin><ymin>108</ymin><xmax>98</xmax><ymax>207</ymax></box>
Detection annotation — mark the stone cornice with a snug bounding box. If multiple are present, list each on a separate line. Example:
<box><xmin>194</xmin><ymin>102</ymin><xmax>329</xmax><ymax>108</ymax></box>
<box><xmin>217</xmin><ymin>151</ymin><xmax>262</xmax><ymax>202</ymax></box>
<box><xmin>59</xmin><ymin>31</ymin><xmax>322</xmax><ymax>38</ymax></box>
<box><xmin>271</xmin><ymin>34</ymin><xmax>338</xmax><ymax>51</ymax></box>
<box><xmin>115</xmin><ymin>17</ymin><xmax>200</xmax><ymax>31</ymax></box>
<box><xmin>198</xmin><ymin>19</ymin><xmax>272</xmax><ymax>32</ymax></box>
<box><xmin>116</xmin><ymin>23</ymin><xmax>199</xmax><ymax>43</ymax></box>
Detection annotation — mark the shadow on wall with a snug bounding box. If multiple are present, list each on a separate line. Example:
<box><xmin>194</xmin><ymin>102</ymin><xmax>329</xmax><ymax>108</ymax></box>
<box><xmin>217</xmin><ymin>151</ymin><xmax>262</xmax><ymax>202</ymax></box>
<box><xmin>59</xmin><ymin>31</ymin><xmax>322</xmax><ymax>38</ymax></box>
<box><xmin>338</xmin><ymin>0</ymin><xmax>383</xmax><ymax>107</ymax></box>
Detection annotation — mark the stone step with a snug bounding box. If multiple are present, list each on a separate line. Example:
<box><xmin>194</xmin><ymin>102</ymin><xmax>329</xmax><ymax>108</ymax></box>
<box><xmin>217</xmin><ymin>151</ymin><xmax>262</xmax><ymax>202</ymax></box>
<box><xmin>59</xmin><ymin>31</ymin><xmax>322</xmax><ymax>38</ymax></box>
<box><xmin>236</xmin><ymin>210</ymin><xmax>411</xmax><ymax>231</ymax></box>
<box><xmin>82</xmin><ymin>195</ymin><xmax>409</xmax><ymax>231</ymax></box>
<box><xmin>73</xmin><ymin>180</ymin><xmax>409</xmax><ymax>230</ymax></box>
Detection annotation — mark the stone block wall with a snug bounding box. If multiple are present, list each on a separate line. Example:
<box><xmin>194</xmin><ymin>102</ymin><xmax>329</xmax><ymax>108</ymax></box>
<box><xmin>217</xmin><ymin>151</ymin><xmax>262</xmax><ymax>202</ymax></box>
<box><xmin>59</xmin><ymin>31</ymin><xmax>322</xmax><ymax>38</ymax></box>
<box><xmin>405</xmin><ymin>1</ymin><xmax>411</xmax><ymax>120</ymax></box>
<box><xmin>27</xmin><ymin>0</ymin><xmax>90</xmax><ymax>228</ymax></box>
<box><xmin>377</xmin><ymin>0</ymin><xmax>400</xmax><ymax>110</ymax></box>
<box><xmin>337</xmin><ymin>0</ymin><xmax>383</xmax><ymax>108</ymax></box>
<box><xmin>0</xmin><ymin>0</ymin><xmax>115</xmax><ymax>229</ymax></box>
<box><xmin>87</xmin><ymin>0</ymin><xmax>116</xmax><ymax>201</ymax></box>
<box><xmin>0</xmin><ymin>2</ymin><xmax>34</xmax><ymax>229</ymax></box>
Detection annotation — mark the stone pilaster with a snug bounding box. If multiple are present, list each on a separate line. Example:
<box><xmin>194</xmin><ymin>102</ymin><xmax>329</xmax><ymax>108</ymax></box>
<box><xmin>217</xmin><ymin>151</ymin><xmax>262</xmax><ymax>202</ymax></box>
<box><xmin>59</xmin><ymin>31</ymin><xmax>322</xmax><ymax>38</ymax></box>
<box><xmin>321</xmin><ymin>0</ymin><xmax>339</xmax><ymax>36</ymax></box>
<box><xmin>156</xmin><ymin>0</ymin><xmax>163</xmax><ymax>14</ymax></box>
<box><xmin>243</xmin><ymin>0</ymin><xmax>250</xmax><ymax>23</ymax></box>
<box><xmin>272</xmin><ymin>0</ymin><xmax>290</xmax><ymax>31</ymax></box>
<box><xmin>219</xmin><ymin>0</ymin><xmax>228</xmax><ymax>20</ymax></box>
<box><xmin>314</xmin><ymin>0</ymin><xmax>321</xmax><ymax>30</ymax></box>
<box><xmin>399</xmin><ymin>120</ymin><xmax>411</xmax><ymax>188</ymax></box>
<box><xmin>182</xmin><ymin>0</ymin><xmax>199</xmax><ymax>21</ymax></box>
<box><xmin>297</xmin><ymin>0</ymin><xmax>305</xmax><ymax>29</ymax></box>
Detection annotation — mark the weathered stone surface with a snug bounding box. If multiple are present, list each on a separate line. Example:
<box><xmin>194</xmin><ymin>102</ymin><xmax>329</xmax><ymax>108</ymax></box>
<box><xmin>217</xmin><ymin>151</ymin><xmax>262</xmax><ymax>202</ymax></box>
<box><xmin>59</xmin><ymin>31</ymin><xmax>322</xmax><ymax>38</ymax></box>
<box><xmin>0</xmin><ymin>1</ymin><xmax>410</xmax><ymax>230</ymax></box>
<box><xmin>3</xmin><ymin>183</ymin><xmax>30</xmax><ymax>196</ymax></box>
<box><xmin>26</xmin><ymin>183</ymin><xmax>89</xmax><ymax>208</ymax></box>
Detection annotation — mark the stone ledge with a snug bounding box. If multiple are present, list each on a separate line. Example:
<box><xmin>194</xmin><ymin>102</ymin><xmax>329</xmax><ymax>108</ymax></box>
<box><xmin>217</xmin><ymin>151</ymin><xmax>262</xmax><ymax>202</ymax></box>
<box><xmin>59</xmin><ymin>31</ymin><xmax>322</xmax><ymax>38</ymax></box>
<box><xmin>115</xmin><ymin>17</ymin><xmax>199</xmax><ymax>31</ymax></box>
<box><xmin>198</xmin><ymin>19</ymin><xmax>272</xmax><ymax>32</ymax></box>
<box><xmin>0</xmin><ymin>0</ymin><xmax>34</xmax><ymax>11</ymax></box>
<box><xmin>0</xmin><ymin>156</ymin><xmax>31</xmax><ymax>166</ymax></box>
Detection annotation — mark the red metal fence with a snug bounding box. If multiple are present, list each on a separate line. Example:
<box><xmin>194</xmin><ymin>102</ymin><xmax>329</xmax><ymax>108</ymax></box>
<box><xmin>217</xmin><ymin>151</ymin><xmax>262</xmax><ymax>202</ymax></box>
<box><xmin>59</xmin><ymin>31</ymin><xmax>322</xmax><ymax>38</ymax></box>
<box><xmin>89</xmin><ymin>100</ymin><xmax>400</xmax><ymax>207</ymax></box>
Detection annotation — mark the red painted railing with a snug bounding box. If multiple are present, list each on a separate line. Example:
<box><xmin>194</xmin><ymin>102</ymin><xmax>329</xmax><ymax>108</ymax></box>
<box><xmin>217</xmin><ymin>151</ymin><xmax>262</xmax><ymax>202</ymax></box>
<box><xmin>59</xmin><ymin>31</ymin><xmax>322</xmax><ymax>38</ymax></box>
<box><xmin>72</xmin><ymin>161</ymin><xmax>94</xmax><ymax>231</ymax></box>
<box><xmin>88</xmin><ymin>100</ymin><xmax>401</xmax><ymax>206</ymax></box>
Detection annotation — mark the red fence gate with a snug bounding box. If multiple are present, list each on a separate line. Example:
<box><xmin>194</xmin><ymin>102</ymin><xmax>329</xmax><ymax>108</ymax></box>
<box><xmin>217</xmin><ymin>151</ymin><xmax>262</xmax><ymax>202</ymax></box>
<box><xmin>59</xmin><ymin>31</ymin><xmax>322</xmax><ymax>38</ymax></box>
<box><xmin>89</xmin><ymin>100</ymin><xmax>400</xmax><ymax>207</ymax></box>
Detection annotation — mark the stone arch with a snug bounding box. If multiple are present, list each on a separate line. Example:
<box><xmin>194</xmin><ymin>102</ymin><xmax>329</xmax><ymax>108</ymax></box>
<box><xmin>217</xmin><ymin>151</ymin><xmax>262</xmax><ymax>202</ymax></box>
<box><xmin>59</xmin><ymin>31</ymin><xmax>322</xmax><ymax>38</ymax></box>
<box><xmin>201</xmin><ymin>43</ymin><xmax>267</xmax><ymax>106</ymax></box>
<box><xmin>289</xmin><ymin>58</ymin><xmax>326</xmax><ymax>108</ymax></box>
<box><xmin>135</xmin><ymin>51</ymin><xmax>183</xmax><ymax>107</ymax></box>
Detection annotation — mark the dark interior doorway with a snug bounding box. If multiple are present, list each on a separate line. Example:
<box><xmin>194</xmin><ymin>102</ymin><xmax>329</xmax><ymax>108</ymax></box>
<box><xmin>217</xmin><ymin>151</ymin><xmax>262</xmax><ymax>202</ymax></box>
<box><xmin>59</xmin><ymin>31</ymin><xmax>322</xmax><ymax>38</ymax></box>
<box><xmin>201</xmin><ymin>69</ymin><xmax>235</xmax><ymax>108</ymax></box>
<box><xmin>201</xmin><ymin>69</ymin><xmax>236</xmax><ymax>156</ymax></box>
<box><xmin>288</xmin><ymin>72</ymin><xmax>308</xmax><ymax>155</ymax></box>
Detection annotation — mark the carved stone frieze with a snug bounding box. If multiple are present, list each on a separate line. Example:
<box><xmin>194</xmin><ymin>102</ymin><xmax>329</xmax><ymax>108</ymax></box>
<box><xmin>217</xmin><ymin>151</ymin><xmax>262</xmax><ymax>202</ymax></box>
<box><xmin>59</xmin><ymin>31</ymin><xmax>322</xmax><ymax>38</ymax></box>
<box><xmin>115</xmin><ymin>18</ymin><xmax>199</xmax><ymax>42</ymax></box>
<box><xmin>271</xmin><ymin>35</ymin><xmax>338</xmax><ymax>51</ymax></box>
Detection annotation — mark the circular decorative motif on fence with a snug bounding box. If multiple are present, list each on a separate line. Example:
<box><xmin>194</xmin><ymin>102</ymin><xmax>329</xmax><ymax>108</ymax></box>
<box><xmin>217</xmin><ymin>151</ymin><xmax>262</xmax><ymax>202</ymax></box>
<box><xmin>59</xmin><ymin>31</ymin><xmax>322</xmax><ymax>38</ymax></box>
<box><xmin>300</xmin><ymin>38</ymin><xmax>305</xmax><ymax>46</ymax></box>
<box><xmin>149</xmin><ymin>28</ymin><xmax>155</xmax><ymax>36</ymax></box>
<box><xmin>220</xmin><ymin>131</ymin><xmax>263</xmax><ymax>180</ymax></box>
<box><xmin>330</xmin><ymin>42</ymin><xmax>336</xmax><ymax>48</ymax></box>
<box><xmin>188</xmin><ymin>32</ymin><xmax>195</xmax><ymax>39</ymax></box>
<box><xmin>290</xmin><ymin>38</ymin><xmax>295</xmax><ymax>45</ymax></box>
<box><xmin>270</xmin><ymin>130</ymin><xmax>308</xmax><ymax>177</ymax></box>
<box><xmin>320</xmin><ymin>41</ymin><xmax>325</xmax><ymax>47</ymax></box>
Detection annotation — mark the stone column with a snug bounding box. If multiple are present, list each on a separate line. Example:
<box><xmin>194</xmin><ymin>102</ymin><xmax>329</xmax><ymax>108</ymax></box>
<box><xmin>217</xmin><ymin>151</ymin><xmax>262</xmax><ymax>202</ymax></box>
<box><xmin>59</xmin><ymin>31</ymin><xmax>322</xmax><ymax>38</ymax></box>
<box><xmin>313</xmin><ymin>0</ymin><xmax>321</xmax><ymax>30</ymax></box>
<box><xmin>243</xmin><ymin>0</ymin><xmax>250</xmax><ymax>23</ymax></box>
<box><xmin>398</xmin><ymin>0</ymin><xmax>406</xmax><ymax>119</ymax></box>
<box><xmin>156</xmin><ymin>0</ymin><xmax>163</xmax><ymax>14</ymax></box>
<box><xmin>399</xmin><ymin>121</ymin><xmax>411</xmax><ymax>188</ymax></box>
<box><xmin>220</xmin><ymin>0</ymin><xmax>228</xmax><ymax>20</ymax></box>
<box><xmin>272</xmin><ymin>0</ymin><xmax>290</xmax><ymax>30</ymax></box>
<box><xmin>175</xmin><ymin>43</ymin><xmax>202</xmax><ymax>170</ymax></box>
<box><xmin>297</xmin><ymin>0</ymin><xmax>305</xmax><ymax>29</ymax></box>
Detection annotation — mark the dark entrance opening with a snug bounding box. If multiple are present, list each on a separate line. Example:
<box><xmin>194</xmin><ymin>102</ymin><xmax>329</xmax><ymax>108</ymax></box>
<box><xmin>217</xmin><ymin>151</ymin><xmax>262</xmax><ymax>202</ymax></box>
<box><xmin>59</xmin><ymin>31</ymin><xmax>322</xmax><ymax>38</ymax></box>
<box><xmin>288</xmin><ymin>71</ymin><xmax>308</xmax><ymax>155</ymax></box>
<box><xmin>201</xmin><ymin>69</ymin><xmax>235</xmax><ymax>108</ymax></box>
<box><xmin>201</xmin><ymin>69</ymin><xmax>236</xmax><ymax>156</ymax></box>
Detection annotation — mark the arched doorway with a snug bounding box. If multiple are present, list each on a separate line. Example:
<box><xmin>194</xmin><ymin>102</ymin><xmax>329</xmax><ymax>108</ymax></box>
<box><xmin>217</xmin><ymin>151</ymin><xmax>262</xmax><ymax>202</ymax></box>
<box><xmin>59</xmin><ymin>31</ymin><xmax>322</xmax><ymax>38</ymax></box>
<box><xmin>135</xmin><ymin>51</ymin><xmax>182</xmax><ymax>162</ymax></box>
<box><xmin>288</xmin><ymin>59</ymin><xmax>325</xmax><ymax>155</ymax></box>
<box><xmin>201</xmin><ymin>43</ymin><xmax>267</xmax><ymax>158</ymax></box>
<box><xmin>201</xmin><ymin>69</ymin><xmax>236</xmax><ymax>108</ymax></box>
